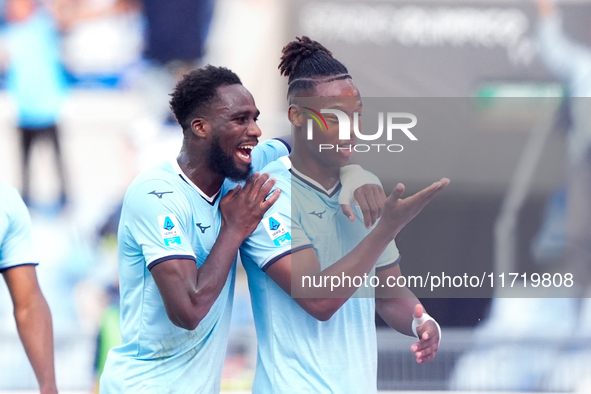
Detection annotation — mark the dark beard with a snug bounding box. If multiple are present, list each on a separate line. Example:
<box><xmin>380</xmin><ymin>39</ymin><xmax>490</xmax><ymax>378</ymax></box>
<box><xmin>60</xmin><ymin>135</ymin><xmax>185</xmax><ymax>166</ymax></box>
<box><xmin>207</xmin><ymin>136</ymin><xmax>252</xmax><ymax>182</ymax></box>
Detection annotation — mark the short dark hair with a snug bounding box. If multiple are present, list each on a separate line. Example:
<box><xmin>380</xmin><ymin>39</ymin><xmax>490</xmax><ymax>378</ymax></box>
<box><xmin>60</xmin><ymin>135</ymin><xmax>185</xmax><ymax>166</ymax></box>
<box><xmin>278</xmin><ymin>36</ymin><xmax>350</xmax><ymax>99</ymax></box>
<box><xmin>169</xmin><ymin>65</ymin><xmax>242</xmax><ymax>131</ymax></box>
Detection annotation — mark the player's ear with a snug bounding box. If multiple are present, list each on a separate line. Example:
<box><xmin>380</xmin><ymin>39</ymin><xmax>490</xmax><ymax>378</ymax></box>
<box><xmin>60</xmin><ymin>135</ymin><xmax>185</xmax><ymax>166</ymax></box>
<box><xmin>288</xmin><ymin>104</ymin><xmax>304</xmax><ymax>127</ymax></box>
<box><xmin>190</xmin><ymin>118</ymin><xmax>208</xmax><ymax>138</ymax></box>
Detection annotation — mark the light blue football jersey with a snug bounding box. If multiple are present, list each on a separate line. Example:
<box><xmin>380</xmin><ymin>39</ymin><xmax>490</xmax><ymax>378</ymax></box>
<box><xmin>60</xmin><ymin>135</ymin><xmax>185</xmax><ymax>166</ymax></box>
<box><xmin>99</xmin><ymin>139</ymin><xmax>288</xmax><ymax>393</ymax></box>
<box><xmin>240</xmin><ymin>157</ymin><xmax>400</xmax><ymax>394</ymax></box>
<box><xmin>0</xmin><ymin>182</ymin><xmax>38</xmax><ymax>272</ymax></box>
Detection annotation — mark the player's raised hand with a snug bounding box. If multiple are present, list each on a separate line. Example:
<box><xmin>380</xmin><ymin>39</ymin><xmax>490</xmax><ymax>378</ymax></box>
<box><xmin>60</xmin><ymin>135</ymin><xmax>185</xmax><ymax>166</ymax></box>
<box><xmin>341</xmin><ymin>184</ymin><xmax>387</xmax><ymax>229</ymax></box>
<box><xmin>220</xmin><ymin>172</ymin><xmax>280</xmax><ymax>239</ymax></box>
<box><xmin>410</xmin><ymin>304</ymin><xmax>440</xmax><ymax>364</ymax></box>
<box><xmin>338</xmin><ymin>165</ymin><xmax>386</xmax><ymax>228</ymax></box>
<box><xmin>377</xmin><ymin>178</ymin><xmax>450</xmax><ymax>239</ymax></box>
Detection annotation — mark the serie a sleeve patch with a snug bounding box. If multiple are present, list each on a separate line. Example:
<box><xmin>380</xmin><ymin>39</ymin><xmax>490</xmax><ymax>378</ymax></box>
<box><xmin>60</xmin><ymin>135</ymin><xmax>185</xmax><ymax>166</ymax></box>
<box><xmin>158</xmin><ymin>214</ymin><xmax>182</xmax><ymax>246</ymax></box>
<box><xmin>262</xmin><ymin>213</ymin><xmax>291</xmax><ymax>246</ymax></box>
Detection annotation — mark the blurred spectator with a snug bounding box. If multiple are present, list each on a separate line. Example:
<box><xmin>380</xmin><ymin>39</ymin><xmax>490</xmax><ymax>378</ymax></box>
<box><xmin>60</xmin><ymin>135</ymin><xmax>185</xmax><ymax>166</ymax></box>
<box><xmin>537</xmin><ymin>0</ymin><xmax>591</xmax><ymax>297</ymax></box>
<box><xmin>1</xmin><ymin>0</ymin><xmax>69</xmax><ymax>209</ymax></box>
<box><xmin>126</xmin><ymin>0</ymin><xmax>216</xmax><ymax>171</ymax></box>
<box><xmin>58</xmin><ymin>0</ymin><xmax>143</xmax><ymax>86</ymax></box>
<box><xmin>143</xmin><ymin>0</ymin><xmax>213</xmax><ymax>67</ymax></box>
<box><xmin>138</xmin><ymin>0</ymin><xmax>215</xmax><ymax>124</ymax></box>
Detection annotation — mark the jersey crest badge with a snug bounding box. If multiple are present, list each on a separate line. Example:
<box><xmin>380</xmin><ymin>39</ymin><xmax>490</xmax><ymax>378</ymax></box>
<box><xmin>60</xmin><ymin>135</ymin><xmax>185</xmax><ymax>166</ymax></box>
<box><xmin>158</xmin><ymin>214</ymin><xmax>182</xmax><ymax>246</ymax></box>
<box><xmin>269</xmin><ymin>217</ymin><xmax>281</xmax><ymax>231</ymax></box>
<box><xmin>263</xmin><ymin>213</ymin><xmax>291</xmax><ymax>246</ymax></box>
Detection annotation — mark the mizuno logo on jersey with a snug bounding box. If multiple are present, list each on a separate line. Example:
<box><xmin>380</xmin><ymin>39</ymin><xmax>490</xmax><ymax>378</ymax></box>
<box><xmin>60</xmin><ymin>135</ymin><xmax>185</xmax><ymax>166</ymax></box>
<box><xmin>148</xmin><ymin>190</ymin><xmax>173</xmax><ymax>199</ymax></box>
<box><xmin>196</xmin><ymin>223</ymin><xmax>210</xmax><ymax>233</ymax></box>
<box><xmin>309</xmin><ymin>210</ymin><xmax>326</xmax><ymax>219</ymax></box>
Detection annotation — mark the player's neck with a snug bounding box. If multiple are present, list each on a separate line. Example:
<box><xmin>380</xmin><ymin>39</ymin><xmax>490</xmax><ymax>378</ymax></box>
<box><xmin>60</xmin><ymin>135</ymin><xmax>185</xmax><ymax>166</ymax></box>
<box><xmin>290</xmin><ymin>152</ymin><xmax>339</xmax><ymax>191</ymax></box>
<box><xmin>176</xmin><ymin>151</ymin><xmax>224</xmax><ymax>197</ymax></box>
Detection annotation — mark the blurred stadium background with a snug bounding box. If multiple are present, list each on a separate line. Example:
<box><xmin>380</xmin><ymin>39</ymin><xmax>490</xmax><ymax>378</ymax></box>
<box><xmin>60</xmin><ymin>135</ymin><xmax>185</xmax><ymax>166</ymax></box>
<box><xmin>1</xmin><ymin>0</ymin><xmax>591</xmax><ymax>392</ymax></box>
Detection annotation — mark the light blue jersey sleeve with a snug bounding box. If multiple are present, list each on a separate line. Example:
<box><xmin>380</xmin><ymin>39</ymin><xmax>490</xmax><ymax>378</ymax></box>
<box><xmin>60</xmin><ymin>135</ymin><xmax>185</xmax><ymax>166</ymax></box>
<box><xmin>250</xmin><ymin>139</ymin><xmax>290</xmax><ymax>172</ymax></box>
<box><xmin>0</xmin><ymin>184</ymin><xmax>38</xmax><ymax>271</ymax></box>
<box><xmin>375</xmin><ymin>240</ymin><xmax>401</xmax><ymax>269</ymax></box>
<box><xmin>120</xmin><ymin>178</ymin><xmax>196</xmax><ymax>270</ymax></box>
<box><xmin>222</xmin><ymin>139</ymin><xmax>290</xmax><ymax>195</ymax></box>
<box><xmin>240</xmin><ymin>174</ymin><xmax>297</xmax><ymax>271</ymax></box>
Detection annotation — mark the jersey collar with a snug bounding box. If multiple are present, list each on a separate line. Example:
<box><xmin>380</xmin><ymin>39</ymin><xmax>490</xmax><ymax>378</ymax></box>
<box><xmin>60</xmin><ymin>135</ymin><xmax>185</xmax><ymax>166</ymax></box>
<box><xmin>169</xmin><ymin>159</ymin><xmax>220</xmax><ymax>204</ymax></box>
<box><xmin>288</xmin><ymin>157</ymin><xmax>341</xmax><ymax>198</ymax></box>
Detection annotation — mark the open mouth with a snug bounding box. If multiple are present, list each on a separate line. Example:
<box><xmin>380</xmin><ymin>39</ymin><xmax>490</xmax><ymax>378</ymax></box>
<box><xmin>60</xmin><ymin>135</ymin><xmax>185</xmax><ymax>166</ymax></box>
<box><xmin>236</xmin><ymin>144</ymin><xmax>254</xmax><ymax>162</ymax></box>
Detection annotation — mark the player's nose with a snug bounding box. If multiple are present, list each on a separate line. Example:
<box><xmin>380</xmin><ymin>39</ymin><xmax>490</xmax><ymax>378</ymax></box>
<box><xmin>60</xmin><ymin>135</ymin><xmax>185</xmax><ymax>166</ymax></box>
<box><xmin>247</xmin><ymin>120</ymin><xmax>262</xmax><ymax>138</ymax></box>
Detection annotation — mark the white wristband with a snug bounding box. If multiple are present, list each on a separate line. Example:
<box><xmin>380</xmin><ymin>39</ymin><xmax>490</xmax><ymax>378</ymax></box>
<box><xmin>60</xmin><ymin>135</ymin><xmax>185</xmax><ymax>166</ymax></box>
<box><xmin>338</xmin><ymin>165</ymin><xmax>381</xmax><ymax>206</ymax></box>
<box><xmin>411</xmin><ymin>312</ymin><xmax>441</xmax><ymax>345</ymax></box>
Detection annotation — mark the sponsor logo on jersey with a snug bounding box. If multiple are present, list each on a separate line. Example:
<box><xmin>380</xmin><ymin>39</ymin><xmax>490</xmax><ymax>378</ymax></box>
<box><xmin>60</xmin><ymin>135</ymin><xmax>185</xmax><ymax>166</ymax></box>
<box><xmin>308</xmin><ymin>210</ymin><xmax>326</xmax><ymax>219</ymax></box>
<box><xmin>196</xmin><ymin>223</ymin><xmax>210</xmax><ymax>234</ymax></box>
<box><xmin>164</xmin><ymin>236</ymin><xmax>181</xmax><ymax>246</ymax></box>
<box><xmin>158</xmin><ymin>214</ymin><xmax>182</xmax><ymax>246</ymax></box>
<box><xmin>148</xmin><ymin>190</ymin><xmax>173</xmax><ymax>199</ymax></box>
<box><xmin>263</xmin><ymin>213</ymin><xmax>291</xmax><ymax>246</ymax></box>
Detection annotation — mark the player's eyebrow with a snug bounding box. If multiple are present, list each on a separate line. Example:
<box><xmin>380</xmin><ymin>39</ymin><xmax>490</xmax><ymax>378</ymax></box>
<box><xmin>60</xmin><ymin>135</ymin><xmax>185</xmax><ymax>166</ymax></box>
<box><xmin>229</xmin><ymin>109</ymin><xmax>260</xmax><ymax>118</ymax></box>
